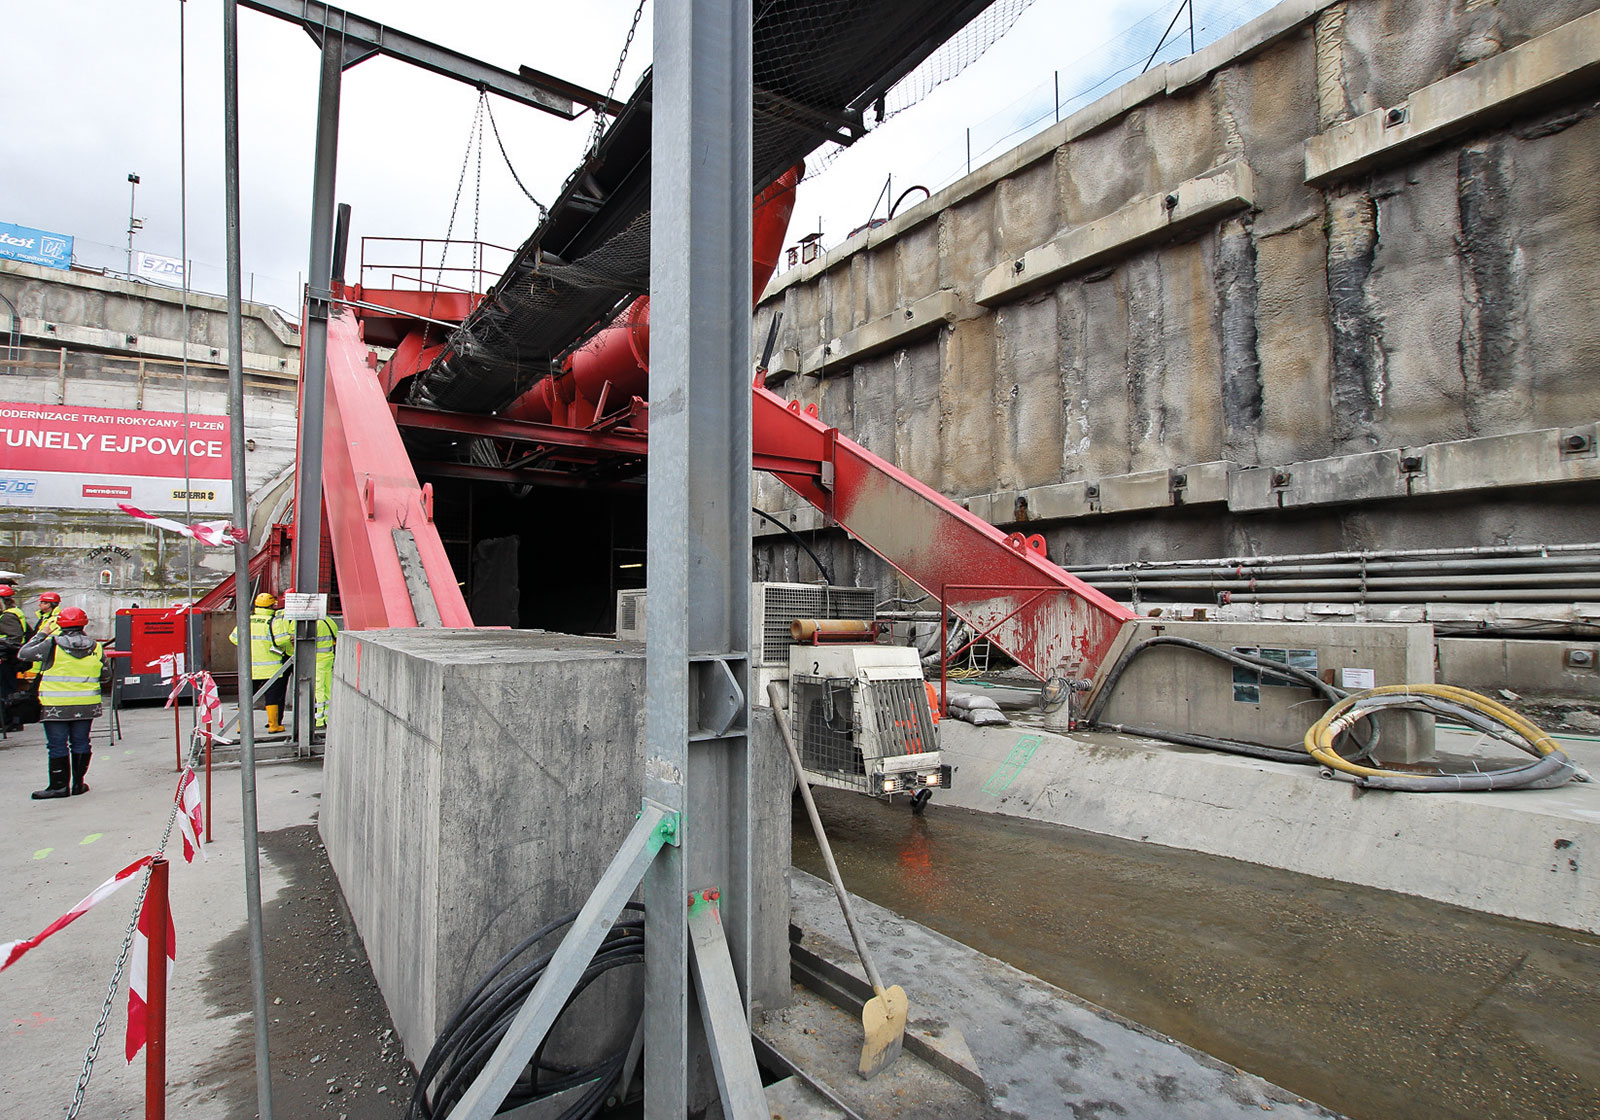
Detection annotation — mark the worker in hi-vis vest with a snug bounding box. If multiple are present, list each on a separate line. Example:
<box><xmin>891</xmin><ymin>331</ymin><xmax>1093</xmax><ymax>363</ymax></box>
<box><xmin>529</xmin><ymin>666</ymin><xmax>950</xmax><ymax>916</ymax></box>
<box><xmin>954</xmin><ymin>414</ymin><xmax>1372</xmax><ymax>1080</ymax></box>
<box><xmin>20</xmin><ymin>607</ymin><xmax>106</xmax><ymax>799</ymax></box>
<box><xmin>229</xmin><ymin>592</ymin><xmax>294</xmax><ymax>733</ymax></box>
<box><xmin>0</xmin><ymin>585</ymin><xmax>30</xmax><ymax>732</ymax></box>
<box><xmin>33</xmin><ymin>591</ymin><xmax>62</xmax><ymax>637</ymax></box>
<box><xmin>314</xmin><ymin>615</ymin><xmax>340</xmax><ymax>731</ymax></box>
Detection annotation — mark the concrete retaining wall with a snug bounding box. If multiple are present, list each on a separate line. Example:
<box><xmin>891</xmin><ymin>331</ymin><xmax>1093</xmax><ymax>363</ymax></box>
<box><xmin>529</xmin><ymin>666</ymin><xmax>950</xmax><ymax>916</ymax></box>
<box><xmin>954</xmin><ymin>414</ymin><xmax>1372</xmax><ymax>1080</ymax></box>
<box><xmin>752</xmin><ymin>0</ymin><xmax>1600</xmax><ymax>660</ymax></box>
<box><xmin>935</xmin><ymin>719</ymin><xmax>1600</xmax><ymax>934</ymax></box>
<box><xmin>321</xmin><ymin>629</ymin><xmax>792</xmax><ymax>1069</ymax></box>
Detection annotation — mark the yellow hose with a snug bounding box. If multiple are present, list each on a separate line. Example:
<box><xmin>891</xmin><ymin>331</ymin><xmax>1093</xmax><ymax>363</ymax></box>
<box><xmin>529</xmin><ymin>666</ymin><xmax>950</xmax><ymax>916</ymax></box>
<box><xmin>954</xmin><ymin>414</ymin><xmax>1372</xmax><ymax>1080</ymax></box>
<box><xmin>1304</xmin><ymin>683</ymin><xmax>1561</xmax><ymax>778</ymax></box>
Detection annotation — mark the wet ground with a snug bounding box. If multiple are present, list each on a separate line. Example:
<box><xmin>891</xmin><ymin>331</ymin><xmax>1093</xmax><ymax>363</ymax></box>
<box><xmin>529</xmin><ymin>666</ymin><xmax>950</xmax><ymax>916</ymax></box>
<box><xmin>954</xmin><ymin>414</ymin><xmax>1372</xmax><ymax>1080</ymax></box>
<box><xmin>793</xmin><ymin>785</ymin><xmax>1600</xmax><ymax>1120</ymax></box>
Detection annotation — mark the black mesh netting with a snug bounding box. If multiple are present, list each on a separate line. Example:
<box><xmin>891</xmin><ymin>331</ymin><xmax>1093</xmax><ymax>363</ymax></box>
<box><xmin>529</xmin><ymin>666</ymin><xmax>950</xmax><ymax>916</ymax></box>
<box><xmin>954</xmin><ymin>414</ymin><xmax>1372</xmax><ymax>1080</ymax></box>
<box><xmin>410</xmin><ymin>0</ymin><xmax>1031</xmax><ymax>415</ymax></box>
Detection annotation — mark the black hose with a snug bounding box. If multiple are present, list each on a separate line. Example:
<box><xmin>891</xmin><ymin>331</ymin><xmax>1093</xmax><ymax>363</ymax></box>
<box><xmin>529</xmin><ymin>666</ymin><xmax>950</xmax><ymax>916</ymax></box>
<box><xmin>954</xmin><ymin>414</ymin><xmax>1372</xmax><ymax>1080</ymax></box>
<box><xmin>1084</xmin><ymin>636</ymin><xmax>1378</xmax><ymax>762</ymax></box>
<box><xmin>753</xmin><ymin>506</ymin><xmax>833</xmax><ymax>584</ymax></box>
<box><xmin>408</xmin><ymin>903</ymin><xmax>646</xmax><ymax>1120</ymax></box>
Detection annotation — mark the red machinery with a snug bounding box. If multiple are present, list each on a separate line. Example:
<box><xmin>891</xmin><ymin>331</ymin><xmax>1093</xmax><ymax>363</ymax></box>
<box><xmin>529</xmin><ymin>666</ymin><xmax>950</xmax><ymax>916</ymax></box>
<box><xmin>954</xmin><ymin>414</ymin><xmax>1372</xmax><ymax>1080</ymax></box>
<box><xmin>305</xmin><ymin>167</ymin><xmax>1137</xmax><ymax>681</ymax></box>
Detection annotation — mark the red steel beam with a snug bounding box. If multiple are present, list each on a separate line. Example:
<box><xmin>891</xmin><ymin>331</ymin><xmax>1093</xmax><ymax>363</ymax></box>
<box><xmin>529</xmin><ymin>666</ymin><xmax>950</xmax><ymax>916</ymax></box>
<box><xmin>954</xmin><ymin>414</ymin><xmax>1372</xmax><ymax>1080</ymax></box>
<box><xmin>752</xmin><ymin>382</ymin><xmax>1136</xmax><ymax>679</ymax></box>
<box><xmin>322</xmin><ymin>309</ymin><xmax>473</xmax><ymax>629</ymax></box>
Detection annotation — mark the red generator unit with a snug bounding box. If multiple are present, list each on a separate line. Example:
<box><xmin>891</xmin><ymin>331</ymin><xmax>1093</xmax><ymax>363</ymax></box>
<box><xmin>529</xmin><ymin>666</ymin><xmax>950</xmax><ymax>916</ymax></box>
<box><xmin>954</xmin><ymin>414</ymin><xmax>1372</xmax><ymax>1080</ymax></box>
<box><xmin>111</xmin><ymin>607</ymin><xmax>206</xmax><ymax>703</ymax></box>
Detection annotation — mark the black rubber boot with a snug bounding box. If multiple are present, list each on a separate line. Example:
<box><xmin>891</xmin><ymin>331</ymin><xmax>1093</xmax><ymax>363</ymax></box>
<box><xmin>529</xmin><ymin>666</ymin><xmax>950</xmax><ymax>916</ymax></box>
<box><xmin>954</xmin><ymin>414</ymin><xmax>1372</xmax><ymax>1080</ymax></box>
<box><xmin>69</xmin><ymin>752</ymin><xmax>91</xmax><ymax>795</ymax></box>
<box><xmin>32</xmin><ymin>757</ymin><xmax>70</xmax><ymax>800</ymax></box>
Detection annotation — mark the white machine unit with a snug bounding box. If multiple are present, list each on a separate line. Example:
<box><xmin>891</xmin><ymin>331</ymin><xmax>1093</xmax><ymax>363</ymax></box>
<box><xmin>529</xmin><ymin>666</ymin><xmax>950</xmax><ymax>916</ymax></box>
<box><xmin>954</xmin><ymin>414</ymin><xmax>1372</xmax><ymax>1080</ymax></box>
<box><xmin>616</xmin><ymin>588</ymin><xmax>647</xmax><ymax>641</ymax></box>
<box><xmin>788</xmin><ymin>644</ymin><xmax>950</xmax><ymax>810</ymax></box>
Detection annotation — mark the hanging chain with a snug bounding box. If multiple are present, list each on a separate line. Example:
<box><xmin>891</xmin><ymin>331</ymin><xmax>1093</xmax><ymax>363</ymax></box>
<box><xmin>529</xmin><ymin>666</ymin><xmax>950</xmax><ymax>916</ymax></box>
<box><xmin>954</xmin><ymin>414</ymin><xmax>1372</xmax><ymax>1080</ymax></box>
<box><xmin>589</xmin><ymin>0</ymin><xmax>649</xmax><ymax>156</ymax></box>
<box><xmin>67</xmin><ymin>790</ymin><xmax>186</xmax><ymax>1119</ymax></box>
<box><xmin>472</xmin><ymin>102</ymin><xmax>484</xmax><ymax>246</ymax></box>
<box><xmin>484</xmin><ymin>98</ymin><xmax>548</xmax><ymax>220</ymax></box>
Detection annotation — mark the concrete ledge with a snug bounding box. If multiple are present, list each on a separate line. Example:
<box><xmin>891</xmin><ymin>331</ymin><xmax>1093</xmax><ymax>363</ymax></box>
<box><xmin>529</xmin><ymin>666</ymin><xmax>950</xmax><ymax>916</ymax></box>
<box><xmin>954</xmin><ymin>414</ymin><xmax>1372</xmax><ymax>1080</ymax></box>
<box><xmin>975</xmin><ymin>160</ymin><xmax>1256</xmax><ymax>306</ymax></box>
<box><xmin>1438</xmin><ymin>636</ymin><xmax>1600</xmax><ymax>699</ymax></box>
<box><xmin>803</xmin><ymin>289</ymin><xmax>959</xmax><ymax>375</ymax></box>
<box><xmin>1305</xmin><ymin>7</ymin><xmax>1600</xmax><ymax>184</ymax></box>
<box><xmin>18</xmin><ymin>316</ymin><xmax>299</xmax><ymax>378</ymax></box>
<box><xmin>936</xmin><ymin>720</ymin><xmax>1600</xmax><ymax>934</ymax></box>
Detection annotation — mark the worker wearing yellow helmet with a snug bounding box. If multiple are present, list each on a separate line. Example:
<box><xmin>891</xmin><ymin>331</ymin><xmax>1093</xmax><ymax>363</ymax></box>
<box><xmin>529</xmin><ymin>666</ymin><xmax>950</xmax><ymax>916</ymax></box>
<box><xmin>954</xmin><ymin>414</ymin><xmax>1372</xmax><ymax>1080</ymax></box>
<box><xmin>229</xmin><ymin>592</ymin><xmax>294</xmax><ymax>733</ymax></box>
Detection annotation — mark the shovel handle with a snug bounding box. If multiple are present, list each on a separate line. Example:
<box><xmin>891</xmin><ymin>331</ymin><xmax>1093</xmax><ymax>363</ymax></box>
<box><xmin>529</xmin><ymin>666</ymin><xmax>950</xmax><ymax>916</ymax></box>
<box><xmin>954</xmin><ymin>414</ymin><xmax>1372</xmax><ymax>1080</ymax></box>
<box><xmin>768</xmin><ymin>684</ymin><xmax>890</xmax><ymax>997</ymax></box>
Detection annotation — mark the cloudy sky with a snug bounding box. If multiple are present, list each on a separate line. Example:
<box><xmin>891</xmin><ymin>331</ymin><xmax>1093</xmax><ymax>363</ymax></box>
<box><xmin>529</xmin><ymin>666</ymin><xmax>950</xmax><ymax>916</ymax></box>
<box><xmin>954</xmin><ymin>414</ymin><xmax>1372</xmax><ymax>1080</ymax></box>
<box><xmin>1</xmin><ymin>0</ymin><xmax>1276</xmax><ymax>317</ymax></box>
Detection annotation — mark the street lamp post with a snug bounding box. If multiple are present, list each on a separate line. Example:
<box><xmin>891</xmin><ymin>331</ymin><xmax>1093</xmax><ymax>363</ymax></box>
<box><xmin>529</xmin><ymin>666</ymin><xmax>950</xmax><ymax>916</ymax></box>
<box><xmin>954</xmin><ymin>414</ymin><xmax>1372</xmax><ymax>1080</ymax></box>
<box><xmin>126</xmin><ymin>173</ymin><xmax>142</xmax><ymax>278</ymax></box>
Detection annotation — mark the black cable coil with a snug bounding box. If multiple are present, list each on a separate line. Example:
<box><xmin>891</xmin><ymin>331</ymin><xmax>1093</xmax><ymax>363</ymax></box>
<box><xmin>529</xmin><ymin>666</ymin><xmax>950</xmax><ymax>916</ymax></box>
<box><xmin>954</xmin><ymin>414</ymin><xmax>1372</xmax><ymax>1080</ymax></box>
<box><xmin>408</xmin><ymin>903</ymin><xmax>645</xmax><ymax>1120</ymax></box>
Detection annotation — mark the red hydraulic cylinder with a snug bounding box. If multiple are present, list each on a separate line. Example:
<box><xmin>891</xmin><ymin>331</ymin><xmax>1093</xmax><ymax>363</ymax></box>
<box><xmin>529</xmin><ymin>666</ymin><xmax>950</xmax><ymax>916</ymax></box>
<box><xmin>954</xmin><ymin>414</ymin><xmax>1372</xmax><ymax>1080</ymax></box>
<box><xmin>503</xmin><ymin>164</ymin><xmax>802</xmax><ymax>426</ymax></box>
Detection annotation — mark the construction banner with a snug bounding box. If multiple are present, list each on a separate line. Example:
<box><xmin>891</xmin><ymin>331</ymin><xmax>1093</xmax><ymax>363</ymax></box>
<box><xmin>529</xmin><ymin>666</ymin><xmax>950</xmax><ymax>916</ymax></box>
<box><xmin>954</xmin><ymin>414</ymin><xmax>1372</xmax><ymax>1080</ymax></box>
<box><xmin>0</xmin><ymin>402</ymin><xmax>231</xmax><ymax>513</ymax></box>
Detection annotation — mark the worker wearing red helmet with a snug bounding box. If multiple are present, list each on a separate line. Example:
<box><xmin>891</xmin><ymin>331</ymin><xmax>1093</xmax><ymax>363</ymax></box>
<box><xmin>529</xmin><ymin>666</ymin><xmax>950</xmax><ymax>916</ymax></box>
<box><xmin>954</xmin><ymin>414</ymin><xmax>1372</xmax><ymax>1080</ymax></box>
<box><xmin>0</xmin><ymin>586</ymin><xmax>28</xmax><ymax>733</ymax></box>
<box><xmin>34</xmin><ymin>591</ymin><xmax>62</xmax><ymax>638</ymax></box>
<box><xmin>19</xmin><ymin>606</ymin><xmax>106</xmax><ymax>799</ymax></box>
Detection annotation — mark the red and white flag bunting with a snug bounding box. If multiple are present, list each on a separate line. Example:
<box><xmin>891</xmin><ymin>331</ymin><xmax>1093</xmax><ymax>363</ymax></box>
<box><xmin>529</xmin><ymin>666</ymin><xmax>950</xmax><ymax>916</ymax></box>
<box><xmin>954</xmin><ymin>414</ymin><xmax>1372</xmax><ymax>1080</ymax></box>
<box><xmin>125</xmin><ymin>887</ymin><xmax>176</xmax><ymax>1063</ymax></box>
<box><xmin>0</xmin><ymin>856</ymin><xmax>155</xmax><ymax>973</ymax></box>
<box><xmin>164</xmin><ymin>670</ymin><xmax>222</xmax><ymax>743</ymax></box>
<box><xmin>118</xmin><ymin>504</ymin><xmax>246</xmax><ymax>547</ymax></box>
<box><xmin>175</xmin><ymin>769</ymin><xmax>207</xmax><ymax>864</ymax></box>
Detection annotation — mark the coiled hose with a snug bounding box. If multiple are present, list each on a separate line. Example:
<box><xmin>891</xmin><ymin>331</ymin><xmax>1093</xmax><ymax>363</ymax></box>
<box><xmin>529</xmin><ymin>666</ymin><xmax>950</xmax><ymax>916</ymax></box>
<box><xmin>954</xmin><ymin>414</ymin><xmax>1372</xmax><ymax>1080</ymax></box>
<box><xmin>1305</xmin><ymin>684</ymin><xmax>1583</xmax><ymax>791</ymax></box>
<box><xmin>1083</xmin><ymin>635</ymin><xmax>1378</xmax><ymax>765</ymax></box>
<box><xmin>408</xmin><ymin>904</ymin><xmax>645</xmax><ymax>1120</ymax></box>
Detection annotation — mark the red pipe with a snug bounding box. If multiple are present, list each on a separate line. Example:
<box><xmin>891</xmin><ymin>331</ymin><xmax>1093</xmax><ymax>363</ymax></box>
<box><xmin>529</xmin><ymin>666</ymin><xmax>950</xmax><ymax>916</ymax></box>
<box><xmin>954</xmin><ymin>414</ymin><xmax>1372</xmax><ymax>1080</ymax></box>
<box><xmin>504</xmin><ymin>163</ymin><xmax>803</xmax><ymax>425</ymax></box>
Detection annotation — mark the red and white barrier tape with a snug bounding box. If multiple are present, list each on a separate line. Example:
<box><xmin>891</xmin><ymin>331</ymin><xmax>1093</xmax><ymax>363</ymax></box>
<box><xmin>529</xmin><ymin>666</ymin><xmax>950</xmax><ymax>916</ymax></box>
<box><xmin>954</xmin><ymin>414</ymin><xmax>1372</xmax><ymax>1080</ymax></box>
<box><xmin>0</xmin><ymin>856</ymin><xmax>155</xmax><ymax>973</ymax></box>
<box><xmin>117</xmin><ymin>504</ymin><xmax>246</xmax><ymax>547</ymax></box>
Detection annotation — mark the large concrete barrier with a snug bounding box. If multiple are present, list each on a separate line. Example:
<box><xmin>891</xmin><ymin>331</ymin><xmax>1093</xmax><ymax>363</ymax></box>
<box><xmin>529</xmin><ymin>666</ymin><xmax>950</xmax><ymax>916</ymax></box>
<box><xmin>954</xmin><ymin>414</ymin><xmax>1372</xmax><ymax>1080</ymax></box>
<box><xmin>320</xmin><ymin>628</ymin><xmax>791</xmax><ymax>1069</ymax></box>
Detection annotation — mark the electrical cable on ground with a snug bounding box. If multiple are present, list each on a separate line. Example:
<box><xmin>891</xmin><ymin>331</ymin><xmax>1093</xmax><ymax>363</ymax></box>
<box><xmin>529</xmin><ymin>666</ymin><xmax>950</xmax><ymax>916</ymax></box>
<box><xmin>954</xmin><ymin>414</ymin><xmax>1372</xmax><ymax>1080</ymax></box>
<box><xmin>1305</xmin><ymin>684</ymin><xmax>1584</xmax><ymax>791</ymax></box>
<box><xmin>409</xmin><ymin>904</ymin><xmax>645</xmax><ymax>1120</ymax></box>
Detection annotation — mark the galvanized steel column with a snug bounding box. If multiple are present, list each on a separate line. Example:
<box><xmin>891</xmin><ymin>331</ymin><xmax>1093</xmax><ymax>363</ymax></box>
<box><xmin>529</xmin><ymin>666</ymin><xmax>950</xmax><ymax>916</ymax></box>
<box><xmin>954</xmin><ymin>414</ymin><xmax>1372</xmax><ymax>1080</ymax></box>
<box><xmin>643</xmin><ymin>0</ymin><xmax>754</xmax><ymax>1113</ymax></box>
<box><xmin>292</xmin><ymin>30</ymin><xmax>343</xmax><ymax>748</ymax></box>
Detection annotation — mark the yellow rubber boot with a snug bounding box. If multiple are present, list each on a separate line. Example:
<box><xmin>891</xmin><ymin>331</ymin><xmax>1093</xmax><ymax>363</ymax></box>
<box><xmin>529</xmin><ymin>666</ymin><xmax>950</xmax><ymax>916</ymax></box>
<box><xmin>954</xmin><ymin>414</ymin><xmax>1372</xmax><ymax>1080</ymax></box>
<box><xmin>266</xmin><ymin>704</ymin><xmax>286</xmax><ymax>733</ymax></box>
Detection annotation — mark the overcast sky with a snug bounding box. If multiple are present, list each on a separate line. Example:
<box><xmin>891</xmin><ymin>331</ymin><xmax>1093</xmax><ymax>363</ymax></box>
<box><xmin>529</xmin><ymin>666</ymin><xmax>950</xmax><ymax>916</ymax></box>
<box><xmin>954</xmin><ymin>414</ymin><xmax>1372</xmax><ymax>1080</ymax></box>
<box><xmin>1</xmin><ymin>0</ymin><xmax>1276</xmax><ymax>317</ymax></box>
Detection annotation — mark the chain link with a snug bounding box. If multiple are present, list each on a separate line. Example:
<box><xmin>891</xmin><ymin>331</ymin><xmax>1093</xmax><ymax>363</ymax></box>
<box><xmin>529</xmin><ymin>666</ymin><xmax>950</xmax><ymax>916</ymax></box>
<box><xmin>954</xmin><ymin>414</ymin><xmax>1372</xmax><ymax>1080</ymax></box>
<box><xmin>67</xmin><ymin>790</ymin><xmax>185</xmax><ymax>1118</ymax></box>
<box><xmin>589</xmin><ymin>0</ymin><xmax>649</xmax><ymax>156</ymax></box>
<box><xmin>484</xmin><ymin>98</ymin><xmax>548</xmax><ymax>221</ymax></box>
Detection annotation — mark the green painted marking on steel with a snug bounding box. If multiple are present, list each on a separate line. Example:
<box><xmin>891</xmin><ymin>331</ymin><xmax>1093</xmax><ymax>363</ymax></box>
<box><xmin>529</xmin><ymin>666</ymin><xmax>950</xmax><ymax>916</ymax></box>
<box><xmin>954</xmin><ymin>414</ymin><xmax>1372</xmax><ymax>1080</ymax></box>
<box><xmin>80</xmin><ymin>834</ymin><xmax>102</xmax><ymax>846</ymax></box>
<box><xmin>33</xmin><ymin>848</ymin><xmax>53</xmax><ymax>860</ymax></box>
<box><xmin>982</xmin><ymin>735</ymin><xmax>1042</xmax><ymax>795</ymax></box>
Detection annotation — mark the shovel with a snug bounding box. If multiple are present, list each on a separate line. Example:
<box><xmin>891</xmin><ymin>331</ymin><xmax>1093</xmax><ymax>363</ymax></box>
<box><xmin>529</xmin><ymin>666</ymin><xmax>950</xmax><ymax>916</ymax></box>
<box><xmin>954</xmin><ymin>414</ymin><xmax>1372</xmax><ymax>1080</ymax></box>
<box><xmin>769</xmin><ymin>683</ymin><xmax>909</xmax><ymax>1080</ymax></box>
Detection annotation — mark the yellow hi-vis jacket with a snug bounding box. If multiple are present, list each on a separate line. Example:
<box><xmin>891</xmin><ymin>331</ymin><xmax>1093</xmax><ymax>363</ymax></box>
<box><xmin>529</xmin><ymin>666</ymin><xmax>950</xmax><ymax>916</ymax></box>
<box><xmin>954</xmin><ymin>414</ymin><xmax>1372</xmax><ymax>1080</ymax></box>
<box><xmin>34</xmin><ymin>607</ymin><xmax>60</xmax><ymax>638</ymax></box>
<box><xmin>229</xmin><ymin>607</ymin><xmax>292</xmax><ymax>681</ymax></box>
<box><xmin>38</xmin><ymin>642</ymin><xmax>105</xmax><ymax>718</ymax></box>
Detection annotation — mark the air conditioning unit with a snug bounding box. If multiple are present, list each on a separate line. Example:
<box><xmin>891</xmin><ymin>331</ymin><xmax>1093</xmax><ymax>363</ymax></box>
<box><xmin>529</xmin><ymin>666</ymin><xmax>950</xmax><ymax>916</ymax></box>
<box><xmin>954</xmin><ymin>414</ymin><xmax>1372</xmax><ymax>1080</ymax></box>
<box><xmin>788</xmin><ymin>644</ymin><xmax>949</xmax><ymax>810</ymax></box>
<box><xmin>616</xmin><ymin>588</ymin><xmax>647</xmax><ymax>641</ymax></box>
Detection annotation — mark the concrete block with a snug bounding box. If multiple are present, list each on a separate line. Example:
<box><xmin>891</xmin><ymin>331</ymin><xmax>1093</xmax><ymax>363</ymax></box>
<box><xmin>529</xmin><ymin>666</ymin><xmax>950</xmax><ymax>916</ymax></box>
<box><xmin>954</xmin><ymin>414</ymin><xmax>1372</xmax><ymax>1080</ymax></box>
<box><xmin>1305</xmin><ymin>8</ymin><xmax>1600</xmax><ymax>184</ymax></box>
<box><xmin>1098</xmin><ymin>468</ymin><xmax>1176</xmax><ymax>515</ymax></box>
<box><xmin>1438</xmin><ymin>637</ymin><xmax>1600</xmax><ymax>699</ymax></box>
<box><xmin>321</xmin><ymin>629</ymin><xmax>792</xmax><ymax>1069</ymax></box>
<box><xmin>935</xmin><ymin>720</ymin><xmax>1600</xmax><ymax>934</ymax></box>
<box><xmin>804</xmin><ymin>289</ymin><xmax>960</xmax><ymax>376</ymax></box>
<box><xmin>975</xmin><ymin>160</ymin><xmax>1256</xmax><ymax>306</ymax></box>
<box><xmin>1175</xmin><ymin>460</ymin><xmax>1232</xmax><ymax>506</ymax></box>
<box><xmin>1017</xmin><ymin>480</ymin><xmax>1098</xmax><ymax>522</ymax></box>
<box><xmin>1272</xmin><ymin>449</ymin><xmax>1407</xmax><ymax>509</ymax></box>
<box><xmin>1089</xmin><ymin>618</ymin><xmax>1435</xmax><ymax>761</ymax></box>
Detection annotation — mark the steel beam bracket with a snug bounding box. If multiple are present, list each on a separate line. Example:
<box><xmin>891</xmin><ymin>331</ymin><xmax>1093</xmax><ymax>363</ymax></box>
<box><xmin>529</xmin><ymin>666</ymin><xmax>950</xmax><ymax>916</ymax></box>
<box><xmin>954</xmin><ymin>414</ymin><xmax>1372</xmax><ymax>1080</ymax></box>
<box><xmin>689</xmin><ymin>656</ymin><xmax>746</xmax><ymax>741</ymax></box>
<box><xmin>641</xmin><ymin>801</ymin><xmax>682</xmax><ymax>849</ymax></box>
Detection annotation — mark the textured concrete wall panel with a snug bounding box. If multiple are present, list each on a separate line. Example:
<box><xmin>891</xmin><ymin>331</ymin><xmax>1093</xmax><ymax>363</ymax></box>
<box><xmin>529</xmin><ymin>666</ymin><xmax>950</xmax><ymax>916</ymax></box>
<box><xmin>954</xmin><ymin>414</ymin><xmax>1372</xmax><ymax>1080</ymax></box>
<box><xmin>1254</xmin><ymin>221</ymin><xmax>1333</xmax><ymax>463</ymax></box>
<box><xmin>994</xmin><ymin>157</ymin><xmax>1060</xmax><ymax>262</ymax></box>
<box><xmin>995</xmin><ymin>295</ymin><xmax>1062</xmax><ymax>491</ymax></box>
<box><xmin>941</xmin><ymin>316</ymin><xmax>999</xmax><ymax>495</ymax></box>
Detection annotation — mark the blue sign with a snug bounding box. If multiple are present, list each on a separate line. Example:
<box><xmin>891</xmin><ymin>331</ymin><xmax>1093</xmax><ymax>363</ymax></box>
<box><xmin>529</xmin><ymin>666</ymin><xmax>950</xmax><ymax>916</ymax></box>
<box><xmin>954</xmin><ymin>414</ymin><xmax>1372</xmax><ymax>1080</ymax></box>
<box><xmin>0</xmin><ymin>221</ymin><xmax>73</xmax><ymax>271</ymax></box>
